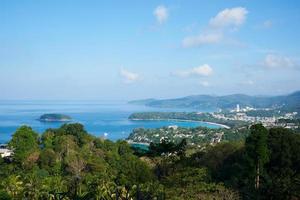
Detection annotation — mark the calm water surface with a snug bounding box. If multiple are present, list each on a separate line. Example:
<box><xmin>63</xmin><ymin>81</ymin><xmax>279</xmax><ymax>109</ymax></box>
<box><xmin>0</xmin><ymin>101</ymin><xmax>218</xmax><ymax>143</ymax></box>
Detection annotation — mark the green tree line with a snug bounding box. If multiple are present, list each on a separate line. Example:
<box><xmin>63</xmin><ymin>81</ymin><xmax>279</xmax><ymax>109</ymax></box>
<box><xmin>0</xmin><ymin>123</ymin><xmax>299</xmax><ymax>199</ymax></box>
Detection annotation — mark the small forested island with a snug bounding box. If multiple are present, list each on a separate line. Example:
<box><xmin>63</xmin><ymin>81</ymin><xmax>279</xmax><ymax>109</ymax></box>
<box><xmin>38</xmin><ymin>114</ymin><xmax>72</xmax><ymax>122</ymax></box>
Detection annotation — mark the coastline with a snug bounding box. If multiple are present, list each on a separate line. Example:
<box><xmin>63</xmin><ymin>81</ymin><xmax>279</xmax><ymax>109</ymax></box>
<box><xmin>129</xmin><ymin>118</ymin><xmax>231</xmax><ymax>129</ymax></box>
<box><xmin>126</xmin><ymin>140</ymin><xmax>150</xmax><ymax>146</ymax></box>
<box><xmin>38</xmin><ymin>119</ymin><xmax>72</xmax><ymax>122</ymax></box>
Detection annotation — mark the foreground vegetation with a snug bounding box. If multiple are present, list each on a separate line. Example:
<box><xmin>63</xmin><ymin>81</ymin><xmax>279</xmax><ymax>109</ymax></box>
<box><xmin>0</xmin><ymin>123</ymin><xmax>300</xmax><ymax>199</ymax></box>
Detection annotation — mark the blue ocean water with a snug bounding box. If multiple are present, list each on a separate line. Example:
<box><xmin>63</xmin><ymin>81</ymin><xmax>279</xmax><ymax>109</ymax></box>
<box><xmin>0</xmin><ymin>101</ymin><xmax>218</xmax><ymax>143</ymax></box>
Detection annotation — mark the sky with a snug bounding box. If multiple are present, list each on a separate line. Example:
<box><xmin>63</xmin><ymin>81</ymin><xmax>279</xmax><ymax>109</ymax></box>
<box><xmin>1</xmin><ymin>0</ymin><xmax>300</xmax><ymax>100</ymax></box>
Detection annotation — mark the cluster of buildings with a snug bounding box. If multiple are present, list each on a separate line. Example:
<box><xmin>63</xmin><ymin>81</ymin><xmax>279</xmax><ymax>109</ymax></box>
<box><xmin>276</xmin><ymin>120</ymin><xmax>299</xmax><ymax>129</ymax></box>
<box><xmin>213</xmin><ymin>104</ymin><xmax>298</xmax><ymax>128</ymax></box>
<box><xmin>230</xmin><ymin>104</ymin><xmax>256</xmax><ymax>113</ymax></box>
<box><xmin>210</xmin><ymin>132</ymin><xmax>224</xmax><ymax>145</ymax></box>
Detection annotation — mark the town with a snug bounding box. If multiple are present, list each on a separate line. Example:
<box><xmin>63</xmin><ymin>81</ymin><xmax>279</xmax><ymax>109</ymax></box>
<box><xmin>213</xmin><ymin>104</ymin><xmax>299</xmax><ymax>129</ymax></box>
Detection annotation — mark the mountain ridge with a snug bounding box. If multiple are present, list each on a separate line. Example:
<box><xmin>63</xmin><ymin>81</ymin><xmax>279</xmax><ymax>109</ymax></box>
<box><xmin>129</xmin><ymin>91</ymin><xmax>300</xmax><ymax>110</ymax></box>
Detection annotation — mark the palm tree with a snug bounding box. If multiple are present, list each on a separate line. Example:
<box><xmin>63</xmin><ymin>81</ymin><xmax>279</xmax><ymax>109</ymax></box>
<box><xmin>2</xmin><ymin>175</ymin><xmax>24</xmax><ymax>199</ymax></box>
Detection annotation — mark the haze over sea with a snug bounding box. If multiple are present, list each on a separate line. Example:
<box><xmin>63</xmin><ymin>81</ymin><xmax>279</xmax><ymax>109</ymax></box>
<box><xmin>0</xmin><ymin>101</ymin><xmax>218</xmax><ymax>143</ymax></box>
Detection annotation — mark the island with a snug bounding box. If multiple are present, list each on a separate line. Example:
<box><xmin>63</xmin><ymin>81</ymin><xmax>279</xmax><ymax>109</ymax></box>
<box><xmin>38</xmin><ymin>114</ymin><xmax>72</xmax><ymax>122</ymax></box>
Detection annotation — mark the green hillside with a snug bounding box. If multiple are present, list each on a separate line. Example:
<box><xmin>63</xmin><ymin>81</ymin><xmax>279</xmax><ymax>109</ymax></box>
<box><xmin>130</xmin><ymin>91</ymin><xmax>300</xmax><ymax>111</ymax></box>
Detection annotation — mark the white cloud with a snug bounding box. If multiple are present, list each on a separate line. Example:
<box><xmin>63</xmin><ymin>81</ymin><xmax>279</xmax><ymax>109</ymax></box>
<box><xmin>120</xmin><ymin>69</ymin><xmax>140</xmax><ymax>83</ymax></box>
<box><xmin>182</xmin><ymin>7</ymin><xmax>247</xmax><ymax>48</ymax></box>
<box><xmin>262</xmin><ymin>54</ymin><xmax>296</xmax><ymax>69</ymax></box>
<box><xmin>242</xmin><ymin>80</ymin><xmax>254</xmax><ymax>85</ymax></box>
<box><xmin>209</xmin><ymin>7</ymin><xmax>248</xmax><ymax>28</ymax></box>
<box><xmin>262</xmin><ymin>20</ymin><xmax>273</xmax><ymax>29</ymax></box>
<box><xmin>182</xmin><ymin>32</ymin><xmax>222</xmax><ymax>48</ymax></box>
<box><xmin>153</xmin><ymin>5</ymin><xmax>168</xmax><ymax>24</ymax></box>
<box><xmin>173</xmin><ymin>64</ymin><xmax>213</xmax><ymax>77</ymax></box>
<box><xmin>199</xmin><ymin>81</ymin><xmax>210</xmax><ymax>87</ymax></box>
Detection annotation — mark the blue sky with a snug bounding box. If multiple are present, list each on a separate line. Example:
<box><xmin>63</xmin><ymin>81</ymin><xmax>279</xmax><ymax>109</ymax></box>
<box><xmin>1</xmin><ymin>0</ymin><xmax>300</xmax><ymax>100</ymax></box>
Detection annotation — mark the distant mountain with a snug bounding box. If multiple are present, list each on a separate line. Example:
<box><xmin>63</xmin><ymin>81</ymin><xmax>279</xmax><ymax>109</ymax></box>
<box><xmin>129</xmin><ymin>91</ymin><xmax>300</xmax><ymax>111</ymax></box>
<box><xmin>128</xmin><ymin>98</ymin><xmax>156</xmax><ymax>105</ymax></box>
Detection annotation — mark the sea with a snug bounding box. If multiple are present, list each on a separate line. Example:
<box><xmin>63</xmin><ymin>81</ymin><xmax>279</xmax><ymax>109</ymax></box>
<box><xmin>0</xmin><ymin>100</ymin><xmax>218</xmax><ymax>144</ymax></box>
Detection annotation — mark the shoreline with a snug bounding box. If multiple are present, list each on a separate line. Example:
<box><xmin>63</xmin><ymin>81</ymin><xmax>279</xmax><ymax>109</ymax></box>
<box><xmin>129</xmin><ymin>118</ymin><xmax>231</xmax><ymax>129</ymax></box>
<box><xmin>126</xmin><ymin>140</ymin><xmax>150</xmax><ymax>146</ymax></box>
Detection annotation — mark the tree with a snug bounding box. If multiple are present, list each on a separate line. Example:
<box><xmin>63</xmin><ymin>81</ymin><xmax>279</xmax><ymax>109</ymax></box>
<box><xmin>195</xmin><ymin>142</ymin><xmax>244</xmax><ymax>179</ymax></box>
<box><xmin>176</xmin><ymin>138</ymin><xmax>187</xmax><ymax>158</ymax></box>
<box><xmin>2</xmin><ymin>175</ymin><xmax>24</xmax><ymax>199</ymax></box>
<box><xmin>41</xmin><ymin>129</ymin><xmax>55</xmax><ymax>149</ymax></box>
<box><xmin>163</xmin><ymin>167</ymin><xmax>239</xmax><ymax>200</ymax></box>
<box><xmin>0</xmin><ymin>190</ymin><xmax>11</xmax><ymax>200</ymax></box>
<box><xmin>39</xmin><ymin>148</ymin><xmax>57</xmax><ymax>171</ymax></box>
<box><xmin>149</xmin><ymin>140</ymin><xmax>178</xmax><ymax>156</ymax></box>
<box><xmin>41</xmin><ymin>176</ymin><xmax>67</xmax><ymax>199</ymax></box>
<box><xmin>65</xmin><ymin>153</ymin><xmax>86</xmax><ymax>177</ymax></box>
<box><xmin>60</xmin><ymin>123</ymin><xmax>93</xmax><ymax>146</ymax></box>
<box><xmin>245</xmin><ymin>124</ymin><xmax>269</xmax><ymax>190</ymax></box>
<box><xmin>1</xmin><ymin>124</ymin><xmax>161</xmax><ymax>199</ymax></box>
<box><xmin>8</xmin><ymin>126</ymin><xmax>39</xmax><ymax>166</ymax></box>
<box><xmin>266</xmin><ymin>128</ymin><xmax>300</xmax><ymax>199</ymax></box>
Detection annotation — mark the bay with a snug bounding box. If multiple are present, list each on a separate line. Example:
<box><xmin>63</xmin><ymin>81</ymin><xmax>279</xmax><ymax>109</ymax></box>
<box><xmin>0</xmin><ymin>100</ymin><xmax>218</xmax><ymax>143</ymax></box>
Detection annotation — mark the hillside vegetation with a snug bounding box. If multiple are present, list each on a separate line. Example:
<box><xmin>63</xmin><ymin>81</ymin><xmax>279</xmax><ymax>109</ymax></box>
<box><xmin>0</xmin><ymin>124</ymin><xmax>299</xmax><ymax>199</ymax></box>
<box><xmin>130</xmin><ymin>91</ymin><xmax>300</xmax><ymax>112</ymax></box>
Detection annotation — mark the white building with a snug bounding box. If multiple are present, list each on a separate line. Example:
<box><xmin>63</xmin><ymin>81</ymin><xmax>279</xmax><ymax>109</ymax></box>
<box><xmin>236</xmin><ymin>104</ymin><xmax>240</xmax><ymax>112</ymax></box>
<box><xmin>0</xmin><ymin>149</ymin><xmax>13</xmax><ymax>158</ymax></box>
<box><xmin>168</xmin><ymin>125</ymin><xmax>178</xmax><ymax>130</ymax></box>
<box><xmin>0</xmin><ymin>145</ymin><xmax>13</xmax><ymax>158</ymax></box>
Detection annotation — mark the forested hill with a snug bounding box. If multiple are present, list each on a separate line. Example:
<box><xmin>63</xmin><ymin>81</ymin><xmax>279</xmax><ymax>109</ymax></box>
<box><xmin>129</xmin><ymin>91</ymin><xmax>300</xmax><ymax>110</ymax></box>
<box><xmin>1</xmin><ymin>123</ymin><xmax>300</xmax><ymax>199</ymax></box>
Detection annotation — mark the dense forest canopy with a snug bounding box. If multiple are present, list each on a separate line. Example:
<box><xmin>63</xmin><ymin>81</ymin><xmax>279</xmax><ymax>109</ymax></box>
<box><xmin>0</xmin><ymin>123</ymin><xmax>299</xmax><ymax>199</ymax></box>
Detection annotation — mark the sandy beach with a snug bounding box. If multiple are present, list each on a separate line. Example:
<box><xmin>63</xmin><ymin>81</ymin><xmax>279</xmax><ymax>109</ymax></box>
<box><xmin>130</xmin><ymin>118</ymin><xmax>231</xmax><ymax>129</ymax></box>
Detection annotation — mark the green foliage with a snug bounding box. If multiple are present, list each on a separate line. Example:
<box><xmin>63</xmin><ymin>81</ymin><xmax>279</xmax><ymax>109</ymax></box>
<box><xmin>0</xmin><ymin>190</ymin><xmax>11</xmax><ymax>200</ymax></box>
<box><xmin>264</xmin><ymin>128</ymin><xmax>300</xmax><ymax>199</ymax></box>
<box><xmin>148</xmin><ymin>139</ymin><xmax>187</xmax><ymax>157</ymax></box>
<box><xmin>1</xmin><ymin>124</ymin><xmax>159</xmax><ymax>199</ymax></box>
<box><xmin>130</xmin><ymin>91</ymin><xmax>300</xmax><ymax>111</ymax></box>
<box><xmin>8</xmin><ymin>126</ymin><xmax>39</xmax><ymax>166</ymax></box>
<box><xmin>213</xmin><ymin>125</ymin><xmax>300</xmax><ymax>199</ymax></box>
<box><xmin>245</xmin><ymin>124</ymin><xmax>269</xmax><ymax>191</ymax></box>
<box><xmin>1</xmin><ymin>123</ymin><xmax>300</xmax><ymax>199</ymax></box>
<box><xmin>246</xmin><ymin>124</ymin><xmax>269</xmax><ymax>163</ymax></box>
<box><xmin>59</xmin><ymin>123</ymin><xmax>93</xmax><ymax>146</ymax></box>
<box><xmin>39</xmin><ymin>113</ymin><xmax>72</xmax><ymax>122</ymax></box>
<box><xmin>193</xmin><ymin>142</ymin><xmax>243</xmax><ymax>177</ymax></box>
<box><xmin>128</xmin><ymin>125</ymin><xmax>248</xmax><ymax>147</ymax></box>
<box><xmin>162</xmin><ymin>165</ymin><xmax>240</xmax><ymax>199</ymax></box>
<box><xmin>1</xmin><ymin>175</ymin><xmax>24</xmax><ymax>199</ymax></box>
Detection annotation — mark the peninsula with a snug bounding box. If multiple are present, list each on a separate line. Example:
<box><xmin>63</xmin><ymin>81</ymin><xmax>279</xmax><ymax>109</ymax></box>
<box><xmin>128</xmin><ymin>112</ymin><xmax>247</xmax><ymax>128</ymax></box>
